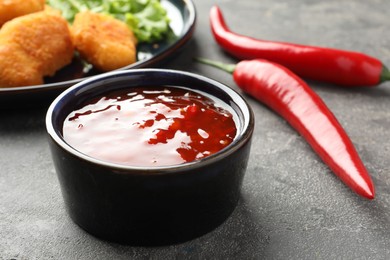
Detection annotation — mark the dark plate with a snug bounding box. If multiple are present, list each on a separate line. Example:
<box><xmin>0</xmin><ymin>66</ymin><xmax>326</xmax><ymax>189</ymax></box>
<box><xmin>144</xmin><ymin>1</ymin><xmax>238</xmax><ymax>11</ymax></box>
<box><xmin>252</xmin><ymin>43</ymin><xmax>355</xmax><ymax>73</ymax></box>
<box><xmin>0</xmin><ymin>0</ymin><xmax>196</xmax><ymax>109</ymax></box>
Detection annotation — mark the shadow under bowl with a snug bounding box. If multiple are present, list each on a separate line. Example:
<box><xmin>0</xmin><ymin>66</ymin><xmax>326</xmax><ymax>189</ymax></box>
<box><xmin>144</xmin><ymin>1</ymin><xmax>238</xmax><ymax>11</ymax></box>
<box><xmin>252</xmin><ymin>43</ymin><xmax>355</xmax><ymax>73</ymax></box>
<box><xmin>45</xmin><ymin>69</ymin><xmax>254</xmax><ymax>246</ymax></box>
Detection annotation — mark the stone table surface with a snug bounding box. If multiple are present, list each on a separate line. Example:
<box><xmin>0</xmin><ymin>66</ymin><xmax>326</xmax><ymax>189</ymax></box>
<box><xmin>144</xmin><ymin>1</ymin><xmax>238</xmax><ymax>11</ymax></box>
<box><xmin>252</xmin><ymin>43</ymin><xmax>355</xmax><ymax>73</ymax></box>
<box><xmin>1</xmin><ymin>0</ymin><xmax>390</xmax><ymax>259</ymax></box>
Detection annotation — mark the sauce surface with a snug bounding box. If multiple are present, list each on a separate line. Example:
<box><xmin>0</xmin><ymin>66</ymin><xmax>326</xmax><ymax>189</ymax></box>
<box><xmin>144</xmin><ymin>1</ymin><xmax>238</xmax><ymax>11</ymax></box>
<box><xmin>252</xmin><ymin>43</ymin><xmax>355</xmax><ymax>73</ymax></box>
<box><xmin>63</xmin><ymin>87</ymin><xmax>237</xmax><ymax>167</ymax></box>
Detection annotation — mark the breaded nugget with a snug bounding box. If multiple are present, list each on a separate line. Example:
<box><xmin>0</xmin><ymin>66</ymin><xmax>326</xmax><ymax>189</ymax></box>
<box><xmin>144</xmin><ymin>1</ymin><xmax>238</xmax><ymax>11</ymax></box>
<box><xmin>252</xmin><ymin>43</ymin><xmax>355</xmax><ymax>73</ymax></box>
<box><xmin>0</xmin><ymin>10</ymin><xmax>74</xmax><ymax>76</ymax></box>
<box><xmin>0</xmin><ymin>0</ymin><xmax>45</xmax><ymax>27</ymax></box>
<box><xmin>0</xmin><ymin>43</ymin><xmax>43</xmax><ymax>87</ymax></box>
<box><xmin>0</xmin><ymin>11</ymin><xmax>74</xmax><ymax>87</ymax></box>
<box><xmin>43</xmin><ymin>4</ymin><xmax>62</xmax><ymax>16</ymax></box>
<box><xmin>72</xmin><ymin>11</ymin><xmax>137</xmax><ymax>72</ymax></box>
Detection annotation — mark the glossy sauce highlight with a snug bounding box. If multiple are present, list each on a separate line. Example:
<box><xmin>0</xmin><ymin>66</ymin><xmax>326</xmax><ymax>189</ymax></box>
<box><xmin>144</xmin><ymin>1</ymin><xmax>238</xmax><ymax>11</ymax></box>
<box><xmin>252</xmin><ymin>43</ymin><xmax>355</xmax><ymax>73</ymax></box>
<box><xmin>62</xmin><ymin>87</ymin><xmax>237</xmax><ymax>167</ymax></box>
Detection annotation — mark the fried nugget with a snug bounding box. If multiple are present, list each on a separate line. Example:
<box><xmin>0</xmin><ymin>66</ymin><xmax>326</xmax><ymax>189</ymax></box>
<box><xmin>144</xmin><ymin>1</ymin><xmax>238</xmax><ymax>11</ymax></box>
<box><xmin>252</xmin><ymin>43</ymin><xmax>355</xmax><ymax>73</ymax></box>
<box><xmin>0</xmin><ymin>43</ymin><xmax>43</xmax><ymax>86</ymax></box>
<box><xmin>43</xmin><ymin>4</ymin><xmax>62</xmax><ymax>16</ymax></box>
<box><xmin>0</xmin><ymin>11</ymin><xmax>74</xmax><ymax>87</ymax></box>
<box><xmin>72</xmin><ymin>11</ymin><xmax>137</xmax><ymax>72</ymax></box>
<box><xmin>0</xmin><ymin>0</ymin><xmax>45</xmax><ymax>27</ymax></box>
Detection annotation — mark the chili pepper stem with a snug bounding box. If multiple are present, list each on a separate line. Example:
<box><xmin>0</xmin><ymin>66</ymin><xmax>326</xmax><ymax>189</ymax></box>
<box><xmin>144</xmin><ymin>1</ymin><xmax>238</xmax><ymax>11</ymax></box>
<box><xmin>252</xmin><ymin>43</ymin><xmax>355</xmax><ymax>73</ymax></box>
<box><xmin>380</xmin><ymin>65</ymin><xmax>390</xmax><ymax>82</ymax></box>
<box><xmin>194</xmin><ymin>57</ymin><xmax>236</xmax><ymax>74</ymax></box>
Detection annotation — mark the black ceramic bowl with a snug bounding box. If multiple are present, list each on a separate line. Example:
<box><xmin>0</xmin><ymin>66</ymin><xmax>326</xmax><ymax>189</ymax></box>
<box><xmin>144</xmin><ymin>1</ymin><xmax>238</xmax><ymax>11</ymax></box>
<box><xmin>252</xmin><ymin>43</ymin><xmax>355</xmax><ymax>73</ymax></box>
<box><xmin>46</xmin><ymin>69</ymin><xmax>254</xmax><ymax>245</ymax></box>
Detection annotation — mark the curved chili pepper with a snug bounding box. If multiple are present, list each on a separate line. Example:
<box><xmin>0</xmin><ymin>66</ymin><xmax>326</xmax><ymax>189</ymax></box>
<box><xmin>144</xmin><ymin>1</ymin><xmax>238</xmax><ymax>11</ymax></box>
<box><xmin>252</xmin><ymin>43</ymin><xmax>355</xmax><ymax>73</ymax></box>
<box><xmin>195</xmin><ymin>57</ymin><xmax>375</xmax><ymax>199</ymax></box>
<box><xmin>210</xmin><ymin>5</ymin><xmax>390</xmax><ymax>87</ymax></box>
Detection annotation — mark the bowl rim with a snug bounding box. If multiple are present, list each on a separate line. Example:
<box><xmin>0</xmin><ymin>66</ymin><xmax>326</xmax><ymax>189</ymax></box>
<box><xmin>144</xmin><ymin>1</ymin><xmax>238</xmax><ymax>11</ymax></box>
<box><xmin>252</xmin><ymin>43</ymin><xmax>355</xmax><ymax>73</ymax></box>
<box><xmin>46</xmin><ymin>68</ymin><xmax>254</xmax><ymax>175</ymax></box>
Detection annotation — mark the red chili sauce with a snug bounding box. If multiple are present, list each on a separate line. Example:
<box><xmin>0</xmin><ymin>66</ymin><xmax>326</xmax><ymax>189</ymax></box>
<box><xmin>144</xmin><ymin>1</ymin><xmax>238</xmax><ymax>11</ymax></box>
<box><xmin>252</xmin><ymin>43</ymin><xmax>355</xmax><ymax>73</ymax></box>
<box><xmin>62</xmin><ymin>87</ymin><xmax>237</xmax><ymax>167</ymax></box>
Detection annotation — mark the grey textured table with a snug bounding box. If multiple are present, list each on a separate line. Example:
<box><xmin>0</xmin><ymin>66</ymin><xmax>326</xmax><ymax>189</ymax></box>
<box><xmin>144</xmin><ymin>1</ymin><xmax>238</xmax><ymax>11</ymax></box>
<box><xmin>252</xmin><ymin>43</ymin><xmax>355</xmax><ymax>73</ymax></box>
<box><xmin>1</xmin><ymin>0</ymin><xmax>390</xmax><ymax>259</ymax></box>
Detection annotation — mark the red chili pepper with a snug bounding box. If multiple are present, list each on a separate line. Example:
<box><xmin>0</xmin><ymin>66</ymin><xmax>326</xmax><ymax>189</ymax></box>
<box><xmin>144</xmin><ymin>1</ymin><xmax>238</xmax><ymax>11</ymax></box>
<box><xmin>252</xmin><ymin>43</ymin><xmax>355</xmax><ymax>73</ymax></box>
<box><xmin>195</xmin><ymin>57</ymin><xmax>375</xmax><ymax>199</ymax></box>
<box><xmin>210</xmin><ymin>5</ymin><xmax>390</xmax><ymax>87</ymax></box>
